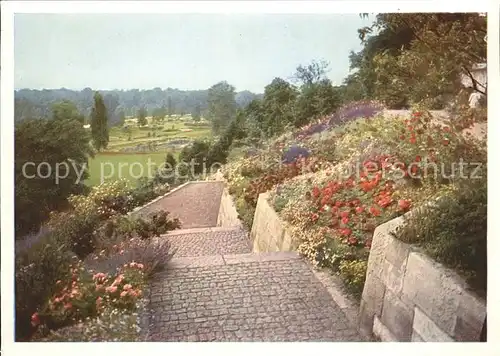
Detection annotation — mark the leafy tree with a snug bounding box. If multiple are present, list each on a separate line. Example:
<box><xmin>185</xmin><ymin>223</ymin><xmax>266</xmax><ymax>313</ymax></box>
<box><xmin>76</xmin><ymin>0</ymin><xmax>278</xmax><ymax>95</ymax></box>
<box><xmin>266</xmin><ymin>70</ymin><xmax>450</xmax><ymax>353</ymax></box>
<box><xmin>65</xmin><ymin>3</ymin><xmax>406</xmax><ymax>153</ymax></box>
<box><xmin>15</xmin><ymin>118</ymin><xmax>93</xmax><ymax>237</ymax></box>
<box><xmin>167</xmin><ymin>96</ymin><xmax>174</xmax><ymax>117</ymax></box>
<box><xmin>137</xmin><ymin>107</ymin><xmax>148</xmax><ymax>126</ymax></box>
<box><xmin>179</xmin><ymin>140</ymin><xmax>212</xmax><ymax>175</ymax></box>
<box><xmin>117</xmin><ymin>110</ymin><xmax>126</xmax><ymax>126</ymax></box>
<box><xmin>349</xmin><ymin>13</ymin><xmax>486</xmax><ymax>108</ymax></box>
<box><xmin>261</xmin><ymin>78</ymin><xmax>298</xmax><ymax>137</ymax></box>
<box><xmin>103</xmin><ymin>93</ymin><xmax>120</xmax><ymax>125</ymax></box>
<box><xmin>294</xmin><ymin>78</ymin><xmax>340</xmax><ymax>127</ymax></box>
<box><xmin>90</xmin><ymin>92</ymin><xmax>109</xmax><ymax>151</ymax></box>
<box><xmin>51</xmin><ymin>100</ymin><xmax>85</xmax><ymax>123</ymax></box>
<box><xmin>293</xmin><ymin>59</ymin><xmax>330</xmax><ymax>86</ymax></box>
<box><xmin>207</xmin><ymin>81</ymin><xmax>237</xmax><ymax>135</ymax></box>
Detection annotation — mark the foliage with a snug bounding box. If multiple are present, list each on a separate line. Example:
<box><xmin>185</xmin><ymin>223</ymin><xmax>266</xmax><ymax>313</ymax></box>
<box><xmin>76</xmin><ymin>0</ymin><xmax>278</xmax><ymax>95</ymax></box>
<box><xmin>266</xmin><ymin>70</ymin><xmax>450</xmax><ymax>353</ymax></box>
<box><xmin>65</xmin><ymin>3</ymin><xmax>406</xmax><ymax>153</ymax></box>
<box><xmin>346</xmin><ymin>13</ymin><xmax>487</xmax><ymax>108</ymax></box>
<box><xmin>35</xmin><ymin>306</ymin><xmax>143</xmax><ymax>342</ymax></box>
<box><xmin>338</xmin><ymin>259</ymin><xmax>368</xmax><ymax>298</ymax></box>
<box><xmin>89</xmin><ymin>233</ymin><xmax>175</xmax><ymax>278</ymax></box>
<box><xmin>207</xmin><ymin>81</ymin><xmax>237</xmax><ymax>135</ymax></box>
<box><xmin>14</xmin><ymin>87</ymin><xmax>260</xmax><ymax>123</ymax></box>
<box><xmin>240</xmin><ymin>106</ymin><xmax>487</xmax><ymax>298</ymax></box>
<box><xmin>90</xmin><ymin>92</ymin><xmax>110</xmax><ymax>151</ymax></box>
<box><xmin>261</xmin><ymin>77</ymin><xmax>298</xmax><ymax>137</ymax></box>
<box><xmin>394</xmin><ymin>175</ymin><xmax>487</xmax><ymax>295</ymax></box>
<box><xmin>137</xmin><ymin>107</ymin><xmax>148</xmax><ymax>126</ymax></box>
<box><xmin>15</xmin><ymin>235</ymin><xmax>74</xmax><ymax>340</ymax></box>
<box><xmin>52</xmin><ymin>100</ymin><xmax>85</xmax><ymax>123</ymax></box>
<box><xmin>32</xmin><ymin>261</ymin><xmax>146</xmax><ymax>334</ymax></box>
<box><xmin>179</xmin><ymin>139</ymin><xmax>212</xmax><ymax>175</ymax></box>
<box><xmin>294</xmin><ymin>79</ymin><xmax>341</xmax><ymax>128</ymax></box>
<box><xmin>282</xmin><ymin>145</ymin><xmax>310</xmax><ymax>164</ymax></box>
<box><xmin>134</xmin><ymin>210</ymin><xmax>181</xmax><ymax>240</ymax></box>
<box><xmin>15</xmin><ymin>116</ymin><xmax>93</xmax><ymax>237</ymax></box>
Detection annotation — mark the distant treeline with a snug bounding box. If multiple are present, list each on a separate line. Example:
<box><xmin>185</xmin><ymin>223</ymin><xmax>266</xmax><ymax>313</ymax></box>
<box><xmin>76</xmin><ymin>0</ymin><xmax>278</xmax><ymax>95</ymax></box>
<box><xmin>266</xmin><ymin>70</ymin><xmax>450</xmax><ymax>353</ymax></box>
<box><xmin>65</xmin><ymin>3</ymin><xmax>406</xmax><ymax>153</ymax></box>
<box><xmin>14</xmin><ymin>87</ymin><xmax>263</xmax><ymax>125</ymax></box>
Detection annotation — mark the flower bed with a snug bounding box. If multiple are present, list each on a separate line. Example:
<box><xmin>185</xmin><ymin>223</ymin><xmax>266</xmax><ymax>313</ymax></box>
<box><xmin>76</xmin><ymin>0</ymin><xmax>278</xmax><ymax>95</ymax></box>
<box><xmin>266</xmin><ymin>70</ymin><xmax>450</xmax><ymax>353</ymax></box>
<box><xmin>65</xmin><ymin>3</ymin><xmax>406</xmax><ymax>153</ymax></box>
<box><xmin>16</xmin><ymin>180</ymin><xmax>179</xmax><ymax>341</ymax></box>
<box><xmin>227</xmin><ymin>103</ymin><xmax>486</xmax><ymax>300</ymax></box>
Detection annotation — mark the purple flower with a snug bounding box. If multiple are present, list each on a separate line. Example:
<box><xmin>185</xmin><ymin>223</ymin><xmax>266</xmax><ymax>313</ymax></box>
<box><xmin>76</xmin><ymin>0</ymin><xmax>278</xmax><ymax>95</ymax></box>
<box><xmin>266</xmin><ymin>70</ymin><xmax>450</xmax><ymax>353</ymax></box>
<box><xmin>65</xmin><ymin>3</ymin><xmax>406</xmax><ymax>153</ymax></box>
<box><xmin>282</xmin><ymin>145</ymin><xmax>310</xmax><ymax>164</ymax></box>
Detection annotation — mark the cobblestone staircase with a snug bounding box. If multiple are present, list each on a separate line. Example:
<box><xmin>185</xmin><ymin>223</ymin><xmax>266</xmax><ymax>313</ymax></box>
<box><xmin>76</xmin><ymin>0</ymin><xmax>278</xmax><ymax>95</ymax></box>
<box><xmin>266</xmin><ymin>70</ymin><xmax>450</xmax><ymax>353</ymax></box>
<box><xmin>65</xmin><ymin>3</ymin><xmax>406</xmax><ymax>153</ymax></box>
<box><xmin>141</xmin><ymin>181</ymin><xmax>363</xmax><ymax>342</ymax></box>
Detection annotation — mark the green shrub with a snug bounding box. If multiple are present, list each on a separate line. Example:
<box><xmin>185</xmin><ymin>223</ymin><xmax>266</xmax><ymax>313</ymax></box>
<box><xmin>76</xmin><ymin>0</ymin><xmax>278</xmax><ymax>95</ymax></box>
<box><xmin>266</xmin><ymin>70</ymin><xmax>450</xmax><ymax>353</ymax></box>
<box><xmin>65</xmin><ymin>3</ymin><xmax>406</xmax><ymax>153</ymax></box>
<box><xmin>134</xmin><ymin>210</ymin><xmax>181</xmax><ymax>240</ymax></box>
<box><xmin>49</xmin><ymin>210</ymin><xmax>100</xmax><ymax>260</ymax></box>
<box><xmin>394</xmin><ymin>176</ymin><xmax>487</xmax><ymax>295</ymax></box>
<box><xmin>338</xmin><ymin>259</ymin><xmax>368</xmax><ymax>299</ymax></box>
<box><xmin>15</xmin><ymin>236</ymin><xmax>74</xmax><ymax>340</ymax></box>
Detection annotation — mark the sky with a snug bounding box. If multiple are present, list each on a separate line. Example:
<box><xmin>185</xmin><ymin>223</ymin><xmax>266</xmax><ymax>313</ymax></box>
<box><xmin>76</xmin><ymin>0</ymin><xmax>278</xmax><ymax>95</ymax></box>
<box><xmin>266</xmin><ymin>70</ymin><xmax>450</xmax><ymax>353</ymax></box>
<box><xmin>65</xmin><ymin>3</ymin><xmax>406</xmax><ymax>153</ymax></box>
<box><xmin>14</xmin><ymin>13</ymin><xmax>372</xmax><ymax>93</ymax></box>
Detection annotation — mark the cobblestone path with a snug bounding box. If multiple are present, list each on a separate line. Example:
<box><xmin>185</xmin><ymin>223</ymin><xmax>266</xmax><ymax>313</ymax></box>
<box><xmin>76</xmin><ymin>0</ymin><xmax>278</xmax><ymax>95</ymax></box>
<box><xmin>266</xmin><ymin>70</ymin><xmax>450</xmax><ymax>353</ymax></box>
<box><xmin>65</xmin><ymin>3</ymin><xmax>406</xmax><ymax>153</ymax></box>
<box><xmin>135</xmin><ymin>181</ymin><xmax>224</xmax><ymax>229</ymax></box>
<box><xmin>141</xmin><ymin>182</ymin><xmax>363</xmax><ymax>342</ymax></box>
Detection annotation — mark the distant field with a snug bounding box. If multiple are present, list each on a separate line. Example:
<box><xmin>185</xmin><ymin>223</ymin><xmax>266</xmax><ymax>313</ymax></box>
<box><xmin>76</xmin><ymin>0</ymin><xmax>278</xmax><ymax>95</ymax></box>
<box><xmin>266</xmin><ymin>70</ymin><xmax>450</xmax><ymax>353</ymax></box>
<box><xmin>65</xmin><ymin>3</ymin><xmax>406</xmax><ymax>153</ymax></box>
<box><xmin>85</xmin><ymin>118</ymin><xmax>210</xmax><ymax>186</ymax></box>
<box><xmin>86</xmin><ymin>151</ymin><xmax>179</xmax><ymax>187</ymax></box>
<box><xmin>106</xmin><ymin>120</ymin><xmax>211</xmax><ymax>151</ymax></box>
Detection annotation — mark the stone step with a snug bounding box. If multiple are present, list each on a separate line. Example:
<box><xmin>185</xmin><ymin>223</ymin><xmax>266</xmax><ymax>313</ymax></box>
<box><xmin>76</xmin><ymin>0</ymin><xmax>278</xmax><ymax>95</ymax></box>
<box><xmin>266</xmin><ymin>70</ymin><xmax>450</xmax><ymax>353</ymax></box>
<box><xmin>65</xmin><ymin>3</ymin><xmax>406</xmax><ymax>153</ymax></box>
<box><xmin>160</xmin><ymin>226</ymin><xmax>252</xmax><ymax>258</ymax></box>
<box><xmin>146</xmin><ymin>251</ymin><xmax>363</xmax><ymax>342</ymax></box>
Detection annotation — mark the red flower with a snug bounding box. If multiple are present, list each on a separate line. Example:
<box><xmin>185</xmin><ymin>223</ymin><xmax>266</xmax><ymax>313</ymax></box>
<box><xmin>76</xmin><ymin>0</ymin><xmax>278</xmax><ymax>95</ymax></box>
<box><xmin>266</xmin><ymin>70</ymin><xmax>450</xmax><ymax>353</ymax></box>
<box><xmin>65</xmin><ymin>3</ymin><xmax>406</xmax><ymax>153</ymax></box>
<box><xmin>443</xmin><ymin>126</ymin><xmax>451</xmax><ymax>133</ymax></box>
<box><xmin>369</xmin><ymin>206</ymin><xmax>381</xmax><ymax>217</ymax></box>
<box><xmin>347</xmin><ymin>236</ymin><xmax>358</xmax><ymax>245</ymax></box>
<box><xmin>413</xmin><ymin>111</ymin><xmax>422</xmax><ymax>118</ymax></box>
<box><xmin>442</xmin><ymin>139</ymin><xmax>450</xmax><ymax>146</ymax></box>
<box><xmin>341</xmin><ymin>216</ymin><xmax>350</xmax><ymax>225</ymax></box>
<box><xmin>310</xmin><ymin>213</ymin><xmax>319</xmax><ymax>222</ymax></box>
<box><xmin>377</xmin><ymin>196</ymin><xmax>393</xmax><ymax>208</ymax></box>
<box><xmin>398</xmin><ymin>199</ymin><xmax>411</xmax><ymax>211</ymax></box>
<box><xmin>334</xmin><ymin>201</ymin><xmax>344</xmax><ymax>208</ymax></box>
<box><xmin>409</xmin><ymin>137</ymin><xmax>417</xmax><ymax>144</ymax></box>
<box><xmin>415</xmin><ymin>155</ymin><xmax>422</xmax><ymax>162</ymax></box>
<box><xmin>312</xmin><ymin>187</ymin><xmax>320</xmax><ymax>198</ymax></box>
<box><xmin>400</xmin><ymin>135</ymin><xmax>405</xmax><ymax>140</ymax></box>
<box><xmin>31</xmin><ymin>312</ymin><xmax>41</xmax><ymax>327</ymax></box>
<box><xmin>340</xmin><ymin>211</ymin><xmax>350</xmax><ymax>219</ymax></box>
<box><xmin>340</xmin><ymin>228</ymin><xmax>352</xmax><ymax>236</ymax></box>
<box><xmin>355</xmin><ymin>206</ymin><xmax>364</xmax><ymax>214</ymax></box>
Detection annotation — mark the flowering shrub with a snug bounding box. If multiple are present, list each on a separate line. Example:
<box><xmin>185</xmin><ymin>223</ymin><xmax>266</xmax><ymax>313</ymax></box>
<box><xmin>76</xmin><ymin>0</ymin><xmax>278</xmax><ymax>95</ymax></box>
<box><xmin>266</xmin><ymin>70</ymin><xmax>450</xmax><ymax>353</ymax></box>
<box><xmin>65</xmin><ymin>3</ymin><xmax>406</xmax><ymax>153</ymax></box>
<box><xmin>270</xmin><ymin>107</ymin><xmax>486</xmax><ymax>297</ymax></box>
<box><xmin>244</xmin><ymin>156</ymin><xmax>324</xmax><ymax>207</ymax></box>
<box><xmin>33</xmin><ymin>261</ymin><xmax>146</xmax><ymax>333</ymax></box>
<box><xmin>15</xmin><ymin>235</ymin><xmax>74</xmax><ymax>340</ymax></box>
<box><xmin>68</xmin><ymin>180</ymin><xmax>133</xmax><ymax>220</ymax></box>
<box><xmin>282</xmin><ymin>145</ymin><xmax>310</xmax><ymax>164</ymax></box>
<box><xmin>36</xmin><ymin>306</ymin><xmax>143</xmax><ymax>342</ymax></box>
<box><xmin>327</xmin><ymin>100</ymin><xmax>384</xmax><ymax>127</ymax></box>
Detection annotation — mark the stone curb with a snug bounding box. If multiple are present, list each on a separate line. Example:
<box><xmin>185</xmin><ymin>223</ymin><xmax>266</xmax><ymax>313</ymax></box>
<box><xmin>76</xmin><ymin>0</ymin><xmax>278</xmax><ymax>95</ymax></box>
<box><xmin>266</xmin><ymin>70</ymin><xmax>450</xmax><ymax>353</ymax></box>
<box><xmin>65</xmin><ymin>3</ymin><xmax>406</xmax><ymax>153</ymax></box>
<box><xmin>167</xmin><ymin>251</ymin><xmax>301</xmax><ymax>269</ymax></box>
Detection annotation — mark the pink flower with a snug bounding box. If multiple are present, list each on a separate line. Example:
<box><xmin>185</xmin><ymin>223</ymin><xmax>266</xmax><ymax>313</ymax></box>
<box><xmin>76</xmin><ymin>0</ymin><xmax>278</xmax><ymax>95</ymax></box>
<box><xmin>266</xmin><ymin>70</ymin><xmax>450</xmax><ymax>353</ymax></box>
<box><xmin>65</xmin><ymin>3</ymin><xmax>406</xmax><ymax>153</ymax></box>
<box><xmin>31</xmin><ymin>312</ymin><xmax>40</xmax><ymax>327</ymax></box>
<box><xmin>105</xmin><ymin>286</ymin><xmax>118</xmax><ymax>294</ymax></box>
<box><xmin>137</xmin><ymin>263</ymin><xmax>144</xmax><ymax>269</ymax></box>
<box><xmin>120</xmin><ymin>291</ymin><xmax>128</xmax><ymax>298</ymax></box>
<box><xmin>123</xmin><ymin>284</ymin><xmax>132</xmax><ymax>291</ymax></box>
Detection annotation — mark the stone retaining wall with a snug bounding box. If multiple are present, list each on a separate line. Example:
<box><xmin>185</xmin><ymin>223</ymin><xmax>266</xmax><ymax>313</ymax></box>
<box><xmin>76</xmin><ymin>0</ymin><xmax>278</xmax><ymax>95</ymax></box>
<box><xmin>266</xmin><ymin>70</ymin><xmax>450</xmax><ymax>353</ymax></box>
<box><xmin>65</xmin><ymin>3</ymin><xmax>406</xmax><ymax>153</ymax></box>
<box><xmin>217</xmin><ymin>187</ymin><xmax>243</xmax><ymax>229</ymax></box>
<box><xmin>250</xmin><ymin>192</ymin><xmax>296</xmax><ymax>253</ymax></box>
<box><xmin>359</xmin><ymin>216</ymin><xmax>486</xmax><ymax>342</ymax></box>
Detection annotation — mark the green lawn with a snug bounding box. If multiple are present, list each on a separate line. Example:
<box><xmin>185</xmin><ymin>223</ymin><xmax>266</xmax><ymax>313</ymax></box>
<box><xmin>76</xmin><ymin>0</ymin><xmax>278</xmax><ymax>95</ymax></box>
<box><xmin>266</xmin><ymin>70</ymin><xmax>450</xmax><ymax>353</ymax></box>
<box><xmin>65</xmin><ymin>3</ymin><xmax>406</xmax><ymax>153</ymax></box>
<box><xmin>86</xmin><ymin>151</ymin><xmax>179</xmax><ymax>187</ymax></box>
<box><xmin>85</xmin><ymin>118</ymin><xmax>211</xmax><ymax>186</ymax></box>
